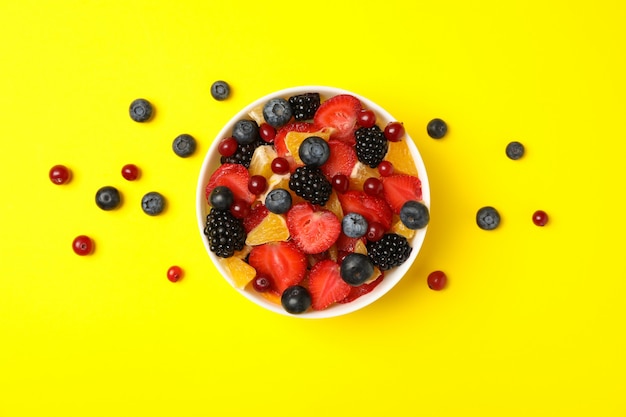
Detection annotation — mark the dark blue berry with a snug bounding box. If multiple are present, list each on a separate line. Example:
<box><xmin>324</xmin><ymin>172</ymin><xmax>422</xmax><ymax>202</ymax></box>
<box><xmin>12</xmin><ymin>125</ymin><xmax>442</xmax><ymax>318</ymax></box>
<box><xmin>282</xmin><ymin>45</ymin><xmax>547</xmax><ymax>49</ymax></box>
<box><xmin>209</xmin><ymin>186</ymin><xmax>233</xmax><ymax>210</ymax></box>
<box><xmin>299</xmin><ymin>136</ymin><xmax>330</xmax><ymax>167</ymax></box>
<box><xmin>340</xmin><ymin>253</ymin><xmax>374</xmax><ymax>286</ymax></box>
<box><xmin>172</xmin><ymin>134</ymin><xmax>196</xmax><ymax>157</ymax></box>
<box><xmin>210</xmin><ymin>81</ymin><xmax>230</xmax><ymax>101</ymax></box>
<box><xmin>399</xmin><ymin>200</ymin><xmax>430</xmax><ymax>230</ymax></box>
<box><xmin>263</xmin><ymin>98</ymin><xmax>293</xmax><ymax>128</ymax></box>
<box><xmin>129</xmin><ymin>99</ymin><xmax>153</xmax><ymax>122</ymax></box>
<box><xmin>141</xmin><ymin>192</ymin><xmax>166</xmax><ymax>216</ymax></box>
<box><xmin>281</xmin><ymin>285</ymin><xmax>311</xmax><ymax>314</ymax></box>
<box><xmin>95</xmin><ymin>186</ymin><xmax>121</xmax><ymax>211</ymax></box>
<box><xmin>265</xmin><ymin>188</ymin><xmax>292</xmax><ymax>214</ymax></box>
<box><xmin>232</xmin><ymin>120</ymin><xmax>259</xmax><ymax>145</ymax></box>
<box><xmin>342</xmin><ymin>212</ymin><xmax>369</xmax><ymax>238</ymax></box>
<box><xmin>505</xmin><ymin>141</ymin><xmax>525</xmax><ymax>160</ymax></box>
<box><xmin>427</xmin><ymin>118</ymin><xmax>447</xmax><ymax>139</ymax></box>
<box><xmin>476</xmin><ymin>206</ymin><xmax>500</xmax><ymax>230</ymax></box>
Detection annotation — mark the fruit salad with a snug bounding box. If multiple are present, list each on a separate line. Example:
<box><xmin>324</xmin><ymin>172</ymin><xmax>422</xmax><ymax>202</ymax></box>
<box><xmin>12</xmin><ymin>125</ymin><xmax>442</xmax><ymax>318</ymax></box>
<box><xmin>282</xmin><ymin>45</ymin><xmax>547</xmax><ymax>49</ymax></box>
<box><xmin>201</xmin><ymin>88</ymin><xmax>429</xmax><ymax>315</ymax></box>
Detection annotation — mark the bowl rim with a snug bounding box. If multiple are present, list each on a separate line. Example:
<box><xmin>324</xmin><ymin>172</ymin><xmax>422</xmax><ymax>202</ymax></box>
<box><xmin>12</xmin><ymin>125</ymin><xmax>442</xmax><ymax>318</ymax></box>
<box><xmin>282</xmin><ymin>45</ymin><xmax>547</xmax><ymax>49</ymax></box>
<box><xmin>196</xmin><ymin>85</ymin><xmax>430</xmax><ymax>319</ymax></box>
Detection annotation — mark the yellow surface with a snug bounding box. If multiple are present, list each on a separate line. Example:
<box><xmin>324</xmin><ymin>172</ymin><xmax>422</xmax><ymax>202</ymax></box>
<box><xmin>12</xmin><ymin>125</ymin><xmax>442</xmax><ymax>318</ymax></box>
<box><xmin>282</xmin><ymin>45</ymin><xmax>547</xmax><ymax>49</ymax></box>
<box><xmin>1</xmin><ymin>1</ymin><xmax>625</xmax><ymax>416</ymax></box>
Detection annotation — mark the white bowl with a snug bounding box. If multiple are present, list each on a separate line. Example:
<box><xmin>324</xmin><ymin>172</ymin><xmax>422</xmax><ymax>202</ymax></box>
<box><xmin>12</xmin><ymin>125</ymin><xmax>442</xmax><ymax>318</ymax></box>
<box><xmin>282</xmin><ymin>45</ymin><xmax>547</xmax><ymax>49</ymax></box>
<box><xmin>196</xmin><ymin>86</ymin><xmax>430</xmax><ymax>318</ymax></box>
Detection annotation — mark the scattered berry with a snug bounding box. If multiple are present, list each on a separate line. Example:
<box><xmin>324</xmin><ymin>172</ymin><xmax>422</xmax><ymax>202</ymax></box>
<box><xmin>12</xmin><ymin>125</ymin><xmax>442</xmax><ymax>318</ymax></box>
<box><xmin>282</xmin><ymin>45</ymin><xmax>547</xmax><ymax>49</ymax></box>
<box><xmin>506</xmin><ymin>141</ymin><xmax>525</xmax><ymax>160</ymax></box>
<box><xmin>331</xmin><ymin>174</ymin><xmax>350</xmax><ymax>194</ymax></box>
<box><xmin>377</xmin><ymin>161</ymin><xmax>394</xmax><ymax>177</ymax></box>
<box><xmin>355</xmin><ymin>125</ymin><xmax>388</xmax><ymax>168</ymax></box>
<box><xmin>357</xmin><ymin>109</ymin><xmax>376</xmax><ymax>128</ymax></box>
<box><xmin>340</xmin><ymin>253</ymin><xmax>374</xmax><ymax>286</ymax></box>
<box><xmin>313</xmin><ymin>94</ymin><xmax>362</xmax><ymax>144</ymax></box>
<box><xmin>252</xmin><ymin>275</ymin><xmax>272</xmax><ymax>292</ymax></box>
<box><xmin>299</xmin><ymin>136</ymin><xmax>330</xmax><ymax>167</ymax></box>
<box><xmin>209</xmin><ymin>186</ymin><xmax>234</xmax><ymax>210</ymax></box>
<box><xmin>532</xmin><ymin>210</ymin><xmax>549</xmax><ymax>226</ymax></box>
<box><xmin>121</xmin><ymin>164</ymin><xmax>139</xmax><ymax>181</ymax></box>
<box><xmin>366</xmin><ymin>233</ymin><xmax>412</xmax><ymax>271</ymax></box>
<box><xmin>248</xmin><ymin>241</ymin><xmax>307</xmax><ymax>293</ymax></box>
<box><xmin>248</xmin><ymin>175</ymin><xmax>267</xmax><ymax>195</ymax></box>
<box><xmin>141</xmin><ymin>191</ymin><xmax>166</xmax><ymax>215</ymax></box>
<box><xmin>263</xmin><ymin>97</ymin><xmax>293</xmax><ymax>128</ymax></box>
<box><xmin>288</xmin><ymin>93</ymin><xmax>321</xmax><ymax>121</ymax></box>
<box><xmin>289</xmin><ymin>165</ymin><xmax>333</xmax><ymax>206</ymax></box>
<box><xmin>308</xmin><ymin>260</ymin><xmax>351</xmax><ymax>310</ymax></box>
<box><xmin>210</xmin><ymin>80</ymin><xmax>230</xmax><ymax>101</ymax></box>
<box><xmin>264</xmin><ymin>188</ymin><xmax>292</xmax><ymax>214</ymax></box>
<box><xmin>427</xmin><ymin>118</ymin><xmax>447</xmax><ymax>139</ymax></box>
<box><xmin>232</xmin><ymin>119</ymin><xmax>259</xmax><ymax>145</ymax></box>
<box><xmin>167</xmin><ymin>266</ymin><xmax>183</xmax><ymax>282</ymax></box>
<box><xmin>204</xmin><ymin>208</ymin><xmax>246</xmax><ymax>258</ymax></box>
<box><xmin>271</xmin><ymin>157</ymin><xmax>290</xmax><ymax>175</ymax></box>
<box><xmin>281</xmin><ymin>285</ymin><xmax>311</xmax><ymax>314</ymax></box>
<box><xmin>129</xmin><ymin>98</ymin><xmax>153</xmax><ymax>122</ymax></box>
<box><xmin>287</xmin><ymin>202</ymin><xmax>341</xmax><ymax>254</ymax></box>
<box><xmin>399</xmin><ymin>200</ymin><xmax>430</xmax><ymax>229</ymax></box>
<box><xmin>259</xmin><ymin>123</ymin><xmax>276</xmax><ymax>143</ymax></box>
<box><xmin>427</xmin><ymin>270</ymin><xmax>447</xmax><ymax>290</ymax></box>
<box><xmin>363</xmin><ymin>177</ymin><xmax>383</xmax><ymax>196</ymax></box>
<box><xmin>72</xmin><ymin>235</ymin><xmax>94</xmax><ymax>256</ymax></box>
<box><xmin>384</xmin><ymin>122</ymin><xmax>405</xmax><ymax>142</ymax></box>
<box><xmin>476</xmin><ymin>206</ymin><xmax>501</xmax><ymax>230</ymax></box>
<box><xmin>172</xmin><ymin>133</ymin><xmax>197</xmax><ymax>157</ymax></box>
<box><xmin>95</xmin><ymin>186</ymin><xmax>121</xmax><ymax>211</ymax></box>
<box><xmin>49</xmin><ymin>165</ymin><xmax>71</xmax><ymax>185</ymax></box>
<box><xmin>342</xmin><ymin>212</ymin><xmax>369</xmax><ymax>238</ymax></box>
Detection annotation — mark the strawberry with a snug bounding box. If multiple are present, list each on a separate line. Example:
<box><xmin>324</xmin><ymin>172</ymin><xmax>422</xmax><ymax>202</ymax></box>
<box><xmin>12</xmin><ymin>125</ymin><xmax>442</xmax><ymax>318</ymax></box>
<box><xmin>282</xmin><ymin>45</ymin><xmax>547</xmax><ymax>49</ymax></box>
<box><xmin>320</xmin><ymin>139</ymin><xmax>357</xmax><ymax>180</ymax></box>
<box><xmin>286</xmin><ymin>202</ymin><xmax>341</xmax><ymax>254</ymax></box>
<box><xmin>337</xmin><ymin>190</ymin><xmax>393</xmax><ymax>230</ymax></box>
<box><xmin>335</xmin><ymin>233</ymin><xmax>366</xmax><ymax>253</ymax></box>
<box><xmin>274</xmin><ymin>122</ymin><xmax>317</xmax><ymax>157</ymax></box>
<box><xmin>337</xmin><ymin>272</ymin><xmax>384</xmax><ymax>304</ymax></box>
<box><xmin>313</xmin><ymin>94</ymin><xmax>362</xmax><ymax>144</ymax></box>
<box><xmin>380</xmin><ymin>174</ymin><xmax>423</xmax><ymax>214</ymax></box>
<box><xmin>248</xmin><ymin>241</ymin><xmax>307</xmax><ymax>293</ymax></box>
<box><xmin>308</xmin><ymin>259</ymin><xmax>352</xmax><ymax>310</ymax></box>
<box><xmin>205</xmin><ymin>163</ymin><xmax>255</xmax><ymax>205</ymax></box>
<box><xmin>243</xmin><ymin>203</ymin><xmax>269</xmax><ymax>233</ymax></box>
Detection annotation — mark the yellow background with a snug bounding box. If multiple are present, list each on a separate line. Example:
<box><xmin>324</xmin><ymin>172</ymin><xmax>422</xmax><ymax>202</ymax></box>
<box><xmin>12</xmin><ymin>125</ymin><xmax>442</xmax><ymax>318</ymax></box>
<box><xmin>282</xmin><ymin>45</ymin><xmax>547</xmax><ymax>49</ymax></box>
<box><xmin>1</xmin><ymin>1</ymin><xmax>625</xmax><ymax>416</ymax></box>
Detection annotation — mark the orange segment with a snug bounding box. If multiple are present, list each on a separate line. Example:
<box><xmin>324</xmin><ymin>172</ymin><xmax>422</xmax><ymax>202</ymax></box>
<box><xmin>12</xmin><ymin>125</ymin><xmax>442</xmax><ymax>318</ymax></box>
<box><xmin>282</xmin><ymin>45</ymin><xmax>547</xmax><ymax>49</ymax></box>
<box><xmin>219</xmin><ymin>256</ymin><xmax>257</xmax><ymax>288</ymax></box>
<box><xmin>245</xmin><ymin>212</ymin><xmax>290</xmax><ymax>246</ymax></box>
<box><xmin>349</xmin><ymin>162</ymin><xmax>380</xmax><ymax>191</ymax></box>
<box><xmin>285</xmin><ymin>129</ymin><xmax>331</xmax><ymax>164</ymax></box>
<box><xmin>249</xmin><ymin>145</ymin><xmax>277</xmax><ymax>179</ymax></box>
<box><xmin>248</xmin><ymin>104</ymin><xmax>265</xmax><ymax>125</ymax></box>
<box><xmin>391</xmin><ymin>216</ymin><xmax>416</xmax><ymax>240</ymax></box>
<box><xmin>256</xmin><ymin>289</ymin><xmax>281</xmax><ymax>305</ymax></box>
<box><xmin>354</xmin><ymin>239</ymin><xmax>367</xmax><ymax>255</ymax></box>
<box><xmin>325</xmin><ymin>190</ymin><xmax>343</xmax><ymax>219</ymax></box>
<box><xmin>384</xmin><ymin>139</ymin><xmax>418</xmax><ymax>176</ymax></box>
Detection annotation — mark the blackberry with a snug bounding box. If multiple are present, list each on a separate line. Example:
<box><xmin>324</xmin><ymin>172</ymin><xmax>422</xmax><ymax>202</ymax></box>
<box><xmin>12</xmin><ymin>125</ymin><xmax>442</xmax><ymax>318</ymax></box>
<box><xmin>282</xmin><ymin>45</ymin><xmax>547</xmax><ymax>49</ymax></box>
<box><xmin>288</xmin><ymin>165</ymin><xmax>332</xmax><ymax>206</ymax></box>
<box><xmin>220</xmin><ymin>137</ymin><xmax>266</xmax><ymax>168</ymax></box>
<box><xmin>355</xmin><ymin>125</ymin><xmax>388</xmax><ymax>168</ymax></box>
<box><xmin>288</xmin><ymin>93</ymin><xmax>321</xmax><ymax>121</ymax></box>
<box><xmin>204</xmin><ymin>208</ymin><xmax>246</xmax><ymax>258</ymax></box>
<box><xmin>366</xmin><ymin>233</ymin><xmax>412</xmax><ymax>271</ymax></box>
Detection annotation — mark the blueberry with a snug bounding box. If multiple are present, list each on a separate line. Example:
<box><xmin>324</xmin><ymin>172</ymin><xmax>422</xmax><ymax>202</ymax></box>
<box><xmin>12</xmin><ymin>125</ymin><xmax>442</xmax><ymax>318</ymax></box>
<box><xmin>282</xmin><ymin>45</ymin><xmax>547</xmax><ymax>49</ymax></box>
<box><xmin>95</xmin><ymin>186</ymin><xmax>121</xmax><ymax>211</ymax></box>
<box><xmin>400</xmin><ymin>200</ymin><xmax>430</xmax><ymax>230</ymax></box>
<box><xmin>210</xmin><ymin>80</ymin><xmax>230</xmax><ymax>101</ymax></box>
<box><xmin>172</xmin><ymin>134</ymin><xmax>197</xmax><ymax>157</ymax></box>
<box><xmin>232</xmin><ymin>120</ymin><xmax>259</xmax><ymax>145</ymax></box>
<box><xmin>342</xmin><ymin>212</ymin><xmax>369</xmax><ymax>238</ymax></box>
<box><xmin>281</xmin><ymin>285</ymin><xmax>312</xmax><ymax>314</ymax></box>
<box><xmin>263</xmin><ymin>98</ymin><xmax>293</xmax><ymax>128</ymax></box>
<box><xmin>265</xmin><ymin>188</ymin><xmax>292</xmax><ymax>214</ymax></box>
<box><xmin>141</xmin><ymin>192</ymin><xmax>166</xmax><ymax>216</ymax></box>
<box><xmin>427</xmin><ymin>118</ymin><xmax>447</xmax><ymax>139</ymax></box>
<box><xmin>209</xmin><ymin>186</ymin><xmax>233</xmax><ymax>210</ymax></box>
<box><xmin>299</xmin><ymin>136</ymin><xmax>330</xmax><ymax>167</ymax></box>
<box><xmin>129</xmin><ymin>98</ymin><xmax>153</xmax><ymax>122</ymax></box>
<box><xmin>505</xmin><ymin>141</ymin><xmax>525</xmax><ymax>160</ymax></box>
<box><xmin>476</xmin><ymin>206</ymin><xmax>500</xmax><ymax>230</ymax></box>
<box><xmin>340</xmin><ymin>253</ymin><xmax>374</xmax><ymax>286</ymax></box>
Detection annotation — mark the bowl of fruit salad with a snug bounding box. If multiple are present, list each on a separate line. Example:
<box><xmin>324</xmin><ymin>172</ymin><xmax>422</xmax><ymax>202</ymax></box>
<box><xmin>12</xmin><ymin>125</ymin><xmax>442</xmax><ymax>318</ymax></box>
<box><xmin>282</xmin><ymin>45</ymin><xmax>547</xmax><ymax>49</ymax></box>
<box><xmin>196</xmin><ymin>86</ymin><xmax>430</xmax><ymax>318</ymax></box>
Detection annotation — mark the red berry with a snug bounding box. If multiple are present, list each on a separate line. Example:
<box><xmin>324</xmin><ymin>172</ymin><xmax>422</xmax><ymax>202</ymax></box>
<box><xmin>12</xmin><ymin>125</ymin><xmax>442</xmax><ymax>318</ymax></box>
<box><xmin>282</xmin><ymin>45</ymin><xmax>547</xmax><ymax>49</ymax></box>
<box><xmin>377</xmin><ymin>161</ymin><xmax>394</xmax><ymax>177</ymax></box>
<box><xmin>72</xmin><ymin>235</ymin><xmax>94</xmax><ymax>256</ymax></box>
<box><xmin>384</xmin><ymin>122</ymin><xmax>405</xmax><ymax>142</ymax></box>
<box><xmin>121</xmin><ymin>164</ymin><xmax>139</xmax><ymax>181</ymax></box>
<box><xmin>49</xmin><ymin>165</ymin><xmax>72</xmax><ymax>185</ymax></box>
<box><xmin>248</xmin><ymin>175</ymin><xmax>267</xmax><ymax>195</ymax></box>
<box><xmin>230</xmin><ymin>199</ymin><xmax>251</xmax><ymax>219</ymax></box>
<box><xmin>427</xmin><ymin>270</ymin><xmax>447</xmax><ymax>290</ymax></box>
<box><xmin>218</xmin><ymin>137</ymin><xmax>238</xmax><ymax>157</ymax></box>
<box><xmin>252</xmin><ymin>275</ymin><xmax>272</xmax><ymax>292</ymax></box>
<box><xmin>532</xmin><ymin>210</ymin><xmax>549</xmax><ymax>226</ymax></box>
<box><xmin>363</xmin><ymin>177</ymin><xmax>383</xmax><ymax>196</ymax></box>
<box><xmin>271</xmin><ymin>157</ymin><xmax>290</xmax><ymax>175</ymax></box>
<box><xmin>357</xmin><ymin>109</ymin><xmax>376</xmax><ymax>128</ymax></box>
<box><xmin>366</xmin><ymin>221</ymin><xmax>385</xmax><ymax>242</ymax></box>
<box><xmin>259</xmin><ymin>123</ymin><xmax>276</xmax><ymax>143</ymax></box>
<box><xmin>167</xmin><ymin>265</ymin><xmax>183</xmax><ymax>282</ymax></box>
<box><xmin>332</xmin><ymin>174</ymin><xmax>350</xmax><ymax>193</ymax></box>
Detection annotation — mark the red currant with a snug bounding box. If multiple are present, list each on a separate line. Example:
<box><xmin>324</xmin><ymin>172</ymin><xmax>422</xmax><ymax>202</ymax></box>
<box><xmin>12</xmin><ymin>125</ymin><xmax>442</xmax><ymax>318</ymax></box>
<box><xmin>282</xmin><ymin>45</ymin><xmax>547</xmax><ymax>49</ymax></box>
<box><xmin>72</xmin><ymin>235</ymin><xmax>94</xmax><ymax>256</ymax></box>
<box><xmin>230</xmin><ymin>199</ymin><xmax>251</xmax><ymax>219</ymax></box>
<box><xmin>121</xmin><ymin>164</ymin><xmax>139</xmax><ymax>181</ymax></box>
<box><xmin>218</xmin><ymin>137</ymin><xmax>238</xmax><ymax>157</ymax></box>
<box><xmin>377</xmin><ymin>161</ymin><xmax>394</xmax><ymax>177</ymax></box>
<box><xmin>427</xmin><ymin>270</ymin><xmax>447</xmax><ymax>290</ymax></box>
<box><xmin>271</xmin><ymin>157</ymin><xmax>290</xmax><ymax>175</ymax></box>
<box><xmin>248</xmin><ymin>175</ymin><xmax>268</xmax><ymax>195</ymax></box>
<box><xmin>167</xmin><ymin>265</ymin><xmax>183</xmax><ymax>282</ymax></box>
<box><xmin>49</xmin><ymin>165</ymin><xmax>71</xmax><ymax>185</ymax></box>
<box><xmin>363</xmin><ymin>177</ymin><xmax>383</xmax><ymax>196</ymax></box>
<box><xmin>532</xmin><ymin>210</ymin><xmax>549</xmax><ymax>226</ymax></box>
<box><xmin>252</xmin><ymin>275</ymin><xmax>272</xmax><ymax>292</ymax></box>
<box><xmin>384</xmin><ymin>122</ymin><xmax>405</xmax><ymax>142</ymax></box>
<box><xmin>259</xmin><ymin>123</ymin><xmax>276</xmax><ymax>143</ymax></box>
<box><xmin>332</xmin><ymin>174</ymin><xmax>350</xmax><ymax>194</ymax></box>
<box><xmin>366</xmin><ymin>222</ymin><xmax>385</xmax><ymax>242</ymax></box>
<box><xmin>358</xmin><ymin>109</ymin><xmax>376</xmax><ymax>128</ymax></box>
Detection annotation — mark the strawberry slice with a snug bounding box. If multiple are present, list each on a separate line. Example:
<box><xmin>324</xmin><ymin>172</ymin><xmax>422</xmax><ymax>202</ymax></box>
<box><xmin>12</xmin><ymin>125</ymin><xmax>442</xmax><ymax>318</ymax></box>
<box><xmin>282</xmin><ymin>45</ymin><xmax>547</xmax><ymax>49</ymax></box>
<box><xmin>286</xmin><ymin>202</ymin><xmax>341</xmax><ymax>254</ymax></box>
<box><xmin>308</xmin><ymin>259</ymin><xmax>352</xmax><ymax>310</ymax></box>
<box><xmin>243</xmin><ymin>203</ymin><xmax>269</xmax><ymax>233</ymax></box>
<box><xmin>337</xmin><ymin>190</ymin><xmax>393</xmax><ymax>230</ymax></box>
<box><xmin>380</xmin><ymin>174</ymin><xmax>423</xmax><ymax>214</ymax></box>
<box><xmin>205</xmin><ymin>163</ymin><xmax>255</xmax><ymax>205</ymax></box>
<box><xmin>313</xmin><ymin>94</ymin><xmax>362</xmax><ymax>144</ymax></box>
<box><xmin>337</xmin><ymin>272</ymin><xmax>384</xmax><ymax>304</ymax></box>
<box><xmin>320</xmin><ymin>140</ymin><xmax>357</xmax><ymax>180</ymax></box>
<box><xmin>274</xmin><ymin>122</ymin><xmax>317</xmax><ymax>157</ymax></box>
<box><xmin>248</xmin><ymin>241</ymin><xmax>307</xmax><ymax>293</ymax></box>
